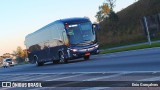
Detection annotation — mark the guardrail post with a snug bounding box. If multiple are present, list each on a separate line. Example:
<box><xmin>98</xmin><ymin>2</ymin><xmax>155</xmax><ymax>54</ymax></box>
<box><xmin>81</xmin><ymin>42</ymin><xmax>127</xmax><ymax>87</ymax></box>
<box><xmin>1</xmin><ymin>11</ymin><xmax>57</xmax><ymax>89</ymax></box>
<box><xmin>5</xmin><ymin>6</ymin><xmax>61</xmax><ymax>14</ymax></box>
<box><xmin>144</xmin><ymin>16</ymin><xmax>152</xmax><ymax>45</ymax></box>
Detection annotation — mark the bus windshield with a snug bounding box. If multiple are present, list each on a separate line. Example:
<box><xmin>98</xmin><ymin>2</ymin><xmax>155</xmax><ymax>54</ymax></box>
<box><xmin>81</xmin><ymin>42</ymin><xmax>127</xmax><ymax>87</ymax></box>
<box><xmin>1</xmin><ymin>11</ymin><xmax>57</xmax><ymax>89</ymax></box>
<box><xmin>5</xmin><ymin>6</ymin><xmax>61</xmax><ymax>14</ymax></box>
<box><xmin>66</xmin><ymin>22</ymin><xmax>95</xmax><ymax>46</ymax></box>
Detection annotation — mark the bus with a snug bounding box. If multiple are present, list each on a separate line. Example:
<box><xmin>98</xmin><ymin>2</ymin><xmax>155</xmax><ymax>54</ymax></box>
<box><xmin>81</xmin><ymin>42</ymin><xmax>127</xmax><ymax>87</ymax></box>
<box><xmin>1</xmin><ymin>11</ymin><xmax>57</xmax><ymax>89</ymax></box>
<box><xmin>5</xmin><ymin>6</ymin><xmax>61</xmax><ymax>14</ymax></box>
<box><xmin>25</xmin><ymin>17</ymin><xmax>99</xmax><ymax>66</ymax></box>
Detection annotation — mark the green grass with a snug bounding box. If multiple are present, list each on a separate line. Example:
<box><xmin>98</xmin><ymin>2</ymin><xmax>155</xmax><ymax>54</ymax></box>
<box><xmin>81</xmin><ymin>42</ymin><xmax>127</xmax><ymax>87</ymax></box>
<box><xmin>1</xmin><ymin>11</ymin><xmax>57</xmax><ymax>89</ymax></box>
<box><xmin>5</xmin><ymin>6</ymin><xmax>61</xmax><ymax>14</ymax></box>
<box><xmin>100</xmin><ymin>39</ymin><xmax>148</xmax><ymax>49</ymax></box>
<box><xmin>101</xmin><ymin>42</ymin><xmax>160</xmax><ymax>54</ymax></box>
<box><xmin>100</xmin><ymin>38</ymin><xmax>160</xmax><ymax>50</ymax></box>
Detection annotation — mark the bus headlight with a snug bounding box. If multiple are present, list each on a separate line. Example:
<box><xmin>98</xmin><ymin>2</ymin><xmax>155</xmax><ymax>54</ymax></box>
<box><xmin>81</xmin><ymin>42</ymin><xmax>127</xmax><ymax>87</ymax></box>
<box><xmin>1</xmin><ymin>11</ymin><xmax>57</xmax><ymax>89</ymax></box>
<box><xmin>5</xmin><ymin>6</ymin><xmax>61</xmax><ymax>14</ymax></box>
<box><xmin>95</xmin><ymin>45</ymin><xmax>99</xmax><ymax>48</ymax></box>
<box><xmin>71</xmin><ymin>49</ymin><xmax>78</xmax><ymax>52</ymax></box>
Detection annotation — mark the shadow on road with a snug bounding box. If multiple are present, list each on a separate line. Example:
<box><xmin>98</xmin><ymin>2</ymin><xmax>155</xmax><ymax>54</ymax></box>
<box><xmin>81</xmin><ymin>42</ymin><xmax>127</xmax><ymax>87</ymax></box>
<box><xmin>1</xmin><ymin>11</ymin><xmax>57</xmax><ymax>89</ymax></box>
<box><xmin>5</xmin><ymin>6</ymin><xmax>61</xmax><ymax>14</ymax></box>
<box><xmin>38</xmin><ymin>58</ymin><xmax>92</xmax><ymax>67</ymax></box>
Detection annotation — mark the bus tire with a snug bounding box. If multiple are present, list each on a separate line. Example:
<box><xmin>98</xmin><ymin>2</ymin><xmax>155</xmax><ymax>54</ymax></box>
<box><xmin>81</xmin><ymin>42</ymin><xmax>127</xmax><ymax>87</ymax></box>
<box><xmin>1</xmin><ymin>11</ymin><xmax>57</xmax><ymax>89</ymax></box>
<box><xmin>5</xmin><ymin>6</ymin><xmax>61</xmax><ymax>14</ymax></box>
<box><xmin>36</xmin><ymin>61</ymin><xmax>44</xmax><ymax>66</ymax></box>
<box><xmin>34</xmin><ymin>56</ymin><xmax>44</xmax><ymax>66</ymax></box>
<box><xmin>84</xmin><ymin>56</ymin><xmax>90</xmax><ymax>60</ymax></box>
<box><xmin>59</xmin><ymin>51</ymin><xmax>68</xmax><ymax>64</ymax></box>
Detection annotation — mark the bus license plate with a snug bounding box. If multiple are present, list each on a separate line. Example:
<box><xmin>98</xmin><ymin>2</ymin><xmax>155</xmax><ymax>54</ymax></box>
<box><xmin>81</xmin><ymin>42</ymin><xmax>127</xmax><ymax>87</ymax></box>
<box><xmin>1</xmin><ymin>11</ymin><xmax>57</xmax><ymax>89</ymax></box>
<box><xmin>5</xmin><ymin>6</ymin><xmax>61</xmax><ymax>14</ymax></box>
<box><xmin>85</xmin><ymin>53</ymin><xmax>90</xmax><ymax>56</ymax></box>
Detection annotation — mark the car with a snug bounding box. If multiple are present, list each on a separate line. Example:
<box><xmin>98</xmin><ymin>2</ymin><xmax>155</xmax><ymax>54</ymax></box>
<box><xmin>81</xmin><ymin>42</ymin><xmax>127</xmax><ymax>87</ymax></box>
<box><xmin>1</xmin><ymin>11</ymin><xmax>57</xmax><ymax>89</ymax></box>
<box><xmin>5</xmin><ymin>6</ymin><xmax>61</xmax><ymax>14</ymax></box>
<box><xmin>3</xmin><ymin>58</ymin><xmax>14</xmax><ymax>68</ymax></box>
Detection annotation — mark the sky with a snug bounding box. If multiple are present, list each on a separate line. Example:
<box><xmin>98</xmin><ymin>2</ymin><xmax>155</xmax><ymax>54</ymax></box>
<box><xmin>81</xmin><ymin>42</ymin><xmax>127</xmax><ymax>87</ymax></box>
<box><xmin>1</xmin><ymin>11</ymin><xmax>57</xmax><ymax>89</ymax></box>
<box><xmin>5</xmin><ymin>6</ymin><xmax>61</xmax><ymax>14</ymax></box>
<box><xmin>0</xmin><ymin>0</ymin><xmax>137</xmax><ymax>56</ymax></box>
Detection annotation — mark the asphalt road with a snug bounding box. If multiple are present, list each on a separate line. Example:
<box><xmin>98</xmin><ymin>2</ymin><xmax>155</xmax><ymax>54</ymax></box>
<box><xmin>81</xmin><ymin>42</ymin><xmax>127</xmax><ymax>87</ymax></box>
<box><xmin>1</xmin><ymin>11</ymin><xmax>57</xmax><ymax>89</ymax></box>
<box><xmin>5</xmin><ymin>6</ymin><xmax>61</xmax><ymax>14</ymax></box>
<box><xmin>0</xmin><ymin>47</ymin><xmax>160</xmax><ymax>74</ymax></box>
<box><xmin>0</xmin><ymin>47</ymin><xmax>160</xmax><ymax>90</ymax></box>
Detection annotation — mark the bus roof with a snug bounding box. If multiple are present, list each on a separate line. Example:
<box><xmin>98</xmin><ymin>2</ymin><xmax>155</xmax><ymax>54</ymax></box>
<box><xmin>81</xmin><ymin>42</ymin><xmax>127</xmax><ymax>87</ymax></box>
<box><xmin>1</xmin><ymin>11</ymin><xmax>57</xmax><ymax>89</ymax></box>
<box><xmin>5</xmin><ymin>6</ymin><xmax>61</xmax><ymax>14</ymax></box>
<box><xmin>59</xmin><ymin>17</ymin><xmax>90</xmax><ymax>24</ymax></box>
<box><xmin>25</xmin><ymin>17</ymin><xmax>91</xmax><ymax>38</ymax></box>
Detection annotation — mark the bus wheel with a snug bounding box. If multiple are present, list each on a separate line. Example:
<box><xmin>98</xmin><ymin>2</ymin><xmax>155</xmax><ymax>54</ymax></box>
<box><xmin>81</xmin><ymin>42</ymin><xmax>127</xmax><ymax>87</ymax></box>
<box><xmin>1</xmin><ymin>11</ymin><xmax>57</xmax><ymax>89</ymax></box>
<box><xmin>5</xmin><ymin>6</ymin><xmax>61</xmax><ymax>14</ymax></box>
<box><xmin>34</xmin><ymin>56</ymin><xmax>44</xmax><ymax>66</ymax></box>
<box><xmin>59</xmin><ymin>52</ymin><xmax>68</xmax><ymax>64</ymax></box>
<box><xmin>36</xmin><ymin>61</ymin><xmax>44</xmax><ymax>66</ymax></box>
<box><xmin>84</xmin><ymin>56</ymin><xmax>90</xmax><ymax>60</ymax></box>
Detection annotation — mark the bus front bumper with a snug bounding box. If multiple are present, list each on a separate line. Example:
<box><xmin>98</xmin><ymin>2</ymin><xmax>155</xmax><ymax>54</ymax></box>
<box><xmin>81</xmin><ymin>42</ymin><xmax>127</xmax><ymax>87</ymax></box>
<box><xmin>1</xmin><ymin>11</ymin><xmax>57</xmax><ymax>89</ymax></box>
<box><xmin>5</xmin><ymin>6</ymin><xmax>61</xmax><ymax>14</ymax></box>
<box><xmin>68</xmin><ymin>46</ymin><xmax>99</xmax><ymax>59</ymax></box>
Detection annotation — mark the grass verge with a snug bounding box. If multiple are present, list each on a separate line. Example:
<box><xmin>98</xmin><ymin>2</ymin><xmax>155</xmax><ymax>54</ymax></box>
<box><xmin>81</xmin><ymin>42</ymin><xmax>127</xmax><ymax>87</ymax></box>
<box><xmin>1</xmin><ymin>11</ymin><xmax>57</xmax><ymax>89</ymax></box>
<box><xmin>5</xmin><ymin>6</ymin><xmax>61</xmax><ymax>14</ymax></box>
<box><xmin>101</xmin><ymin>42</ymin><xmax>160</xmax><ymax>54</ymax></box>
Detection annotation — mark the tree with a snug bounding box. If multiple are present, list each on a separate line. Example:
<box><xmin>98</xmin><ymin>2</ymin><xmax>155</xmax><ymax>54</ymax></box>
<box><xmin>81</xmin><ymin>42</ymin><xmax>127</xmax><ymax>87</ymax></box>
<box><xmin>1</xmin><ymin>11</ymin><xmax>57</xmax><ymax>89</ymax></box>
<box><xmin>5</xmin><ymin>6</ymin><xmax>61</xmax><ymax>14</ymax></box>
<box><xmin>95</xmin><ymin>7</ymin><xmax>104</xmax><ymax>22</ymax></box>
<box><xmin>13</xmin><ymin>46</ymin><xmax>27</xmax><ymax>63</ymax></box>
<box><xmin>109</xmin><ymin>11</ymin><xmax>119</xmax><ymax>21</ymax></box>
<box><xmin>106</xmin><ymin>0</ymin><xmax>116</xmax><ymax>12</ymax></box>
<box><xmin>102</xmin><ymin>3</ymin><xmax>110</xmax><ymax>15</ymax></box>
<box><xmin>95</xmin><ymin>0</ymin><xmax>117</xmax><ymax>22</ymax></box>
<box><xmin>17</xmin><ymin>47</ymin><xmax>24</xmax><ymax>58</ymax></box>
<box><xmin>2</xmin><ymin>53</ymin><xmax>11</xmax><ymax>58</ymax></box>
<box><xmin>95</xmin><ymin>4</ymin><xmax>110</xmax><ymax>22</ymax></box>
<box><xmin>0</xmin><ymin>56</ymin><xmax>3</xmax><ymax>64</ymax></box>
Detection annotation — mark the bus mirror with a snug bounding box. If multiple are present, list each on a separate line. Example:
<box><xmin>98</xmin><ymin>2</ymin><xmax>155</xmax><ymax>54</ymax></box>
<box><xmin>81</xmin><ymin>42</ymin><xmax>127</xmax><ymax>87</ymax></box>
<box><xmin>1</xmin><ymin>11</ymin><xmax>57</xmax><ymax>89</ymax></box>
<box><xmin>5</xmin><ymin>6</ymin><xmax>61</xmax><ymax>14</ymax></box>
<box><xmin>92</xmin><ymin>24</ymin><xmax>100</xmax><ymax>31</ymax></box>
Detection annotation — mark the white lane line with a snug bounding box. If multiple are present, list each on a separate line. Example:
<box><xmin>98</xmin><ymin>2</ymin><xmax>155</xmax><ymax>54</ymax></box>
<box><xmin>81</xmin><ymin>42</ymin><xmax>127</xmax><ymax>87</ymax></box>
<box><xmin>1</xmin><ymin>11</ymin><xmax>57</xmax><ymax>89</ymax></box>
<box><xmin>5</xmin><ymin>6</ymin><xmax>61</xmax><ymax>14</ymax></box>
<box><xmin>0</xmin><ymin>72</ymin><xmax>76</xmax><ymax>75</ymax></box>
<box><xmin>10</xmin><ymin>73</ymin><xmax>67</xmax><ymax>81</ymax></box>
<box><xmin>0</xmin><ymin>75</ymin><xmax>31</xmax><ymax>81</ymax></box>
<box><xmin>29</xmin><ymin>73</ymin><xmax>88</xmax><ymax>90</ymax></box>
<box><xmin>46</xmin><ymin>73</ymin><xmax>87</xmax><ymax>81</ymax></box>
<box><xmin>9</xmin><ymin>75</ymin><xmax>31</xmax><ymax>81</ymax></box>
<box><xmin>28</xmin><ymin>73</ymin><xmax>123</xmax><ymax>90</ymax></box>
<box><xmin>81</xmin><ymin>73</ymin><xmax>127</xmax><ymax>90</ymax></box>
<box><xmin>0</xmin><ymin>71</ymin><xmax>160</xmax><ymax>75</ymax></box>
<box><xmin>25</xmin><ymin>75</ymin><xmax>56</xmax><ymax>81</ymax></box>
<box><xmin>46</xmin><ymin>73</ymin><xmax>127</xmax><ymax>89</ymax></box>
<box><xmin>0</xmin><ymin>88</ymin><xmax>12</xmax><ymax>90</ymax></box>
<box><xmin>29</xmin><ymin>87</ymin><xmax>62</xmax><ymax>90</ymax></box>
<box><xmin>83</xmin><ymin>73</ymin><xmax>125</xmax><ymax>81</ymax></box>
<box><xmin>139</xmin><ymin>76</ymin><xmax>160</xmax><ymax>81</ymax></box>
<box><xmin>82</xmin><ymin>87</ymin><xmax>110</xmax><ymax>90</ymax></box>
<box><xmin>25</xmin><ymin>73</ymin><xmax>73</xmax><ymax>81</ymax></box>
<box><xmin>83</xmin><ymin>72</ymin><xmax>160</xmax><ymax>90</ymax></box>
<box><xmin>11</xmin><ymin>75</ymin><xmax>43</xmax><ymax>81</ymax></box>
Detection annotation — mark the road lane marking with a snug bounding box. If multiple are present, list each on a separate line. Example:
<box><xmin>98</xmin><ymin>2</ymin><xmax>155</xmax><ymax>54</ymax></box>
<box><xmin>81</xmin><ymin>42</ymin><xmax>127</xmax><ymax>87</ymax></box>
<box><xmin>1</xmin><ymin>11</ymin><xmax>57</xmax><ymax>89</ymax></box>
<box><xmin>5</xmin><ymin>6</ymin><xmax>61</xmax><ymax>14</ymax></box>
<box><xmin>28</xmin><ymin>73</ymin><xmax>88</xmax><ymax>90</ymax></box>
<box><xmin>81</xmin><ymin>73</ymin><xmax>127</xmax><ymax>90</ymax></box>
<box><xmin>0</xmin><ymin>88</ymin><xmax>13</xmax><ymax>90</ymax></box>
<box><xmin>82</xmin><ymin>87</ymin><xmax>110</xmax><ymax>90</ymax></box>
<box><xmin>1</xmin><ymin>71</ymin><xmax>160</xmax><ymax>81</ymax></box>
<box><xmin>83</xmin><ymin>73</ymin><xmax>125</xmax><ymax>81</ymax></box>
<box><xmin>25</xmin><ymin>75</ymin><xmax>58</xmax><ymax>81</ymax></box>
<box><xmin>8</xmin><ymin>75</ymin><xmax>31</xmax><ymax>81</ymax></box>
<box><xmin>28</xmin><ymin>73</ymin><xmax>124</xmax><ymax>89</ymax></box>
<box><xmin>12</xmin><ymin>74</ymin><xmax>43</xmax><ymax>81</ymax></box>
<box><xmin>139</xmin><ymin>76</ymin><xmax>160</xmax><ymax>81</ymax></box>
<box><xmin>45</xmin><ymin>73</ymin><xmax>126</xmax><ymax>89</ymax></box>
<box><xmin>2</xmin><ymin>72</ymin><xmax>160</xmax><ymax>90</ymax></box>
<box><xmin>24</xmin><ymin>73</ymin><xmax>76</xmax><ymax>81</ymax></box>
<box><xmin>81</xmin><ymin>71</ymin><xmax>160</xmax><ymax>90</ymax></box>
<box><xmin>46</xmin><ymin>73</ymin><xmax>88</xmax><ymax>81</ymax></box>
<box><xmin>28</xmin><ymin>87</ymin><xmax>51</xmax><ymax>90</ymax></box>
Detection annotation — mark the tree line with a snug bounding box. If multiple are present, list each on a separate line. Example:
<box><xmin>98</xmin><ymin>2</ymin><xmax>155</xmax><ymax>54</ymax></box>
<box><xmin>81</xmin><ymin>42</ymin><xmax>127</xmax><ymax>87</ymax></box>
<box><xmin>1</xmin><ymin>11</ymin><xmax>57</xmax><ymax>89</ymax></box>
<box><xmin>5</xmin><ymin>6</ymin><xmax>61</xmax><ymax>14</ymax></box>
<box><xmin>95</xmin><ymin>0</ymin><xmax>118</xmax><ymax>22</ymax></box>
<box><xmin>94</xmin><ymin>0</ymin><xmax>159</xmax><ymax>48</ymax></box>
<box><xmin>0</xmin><ymin>46</ymin><xmax>27</xmax><ymax>64</ymax></box>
